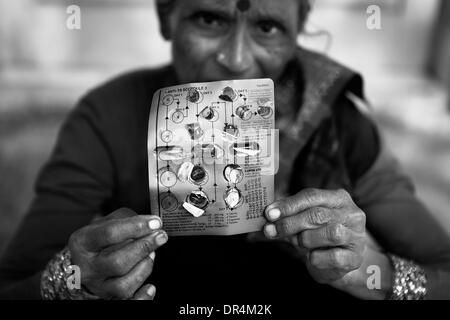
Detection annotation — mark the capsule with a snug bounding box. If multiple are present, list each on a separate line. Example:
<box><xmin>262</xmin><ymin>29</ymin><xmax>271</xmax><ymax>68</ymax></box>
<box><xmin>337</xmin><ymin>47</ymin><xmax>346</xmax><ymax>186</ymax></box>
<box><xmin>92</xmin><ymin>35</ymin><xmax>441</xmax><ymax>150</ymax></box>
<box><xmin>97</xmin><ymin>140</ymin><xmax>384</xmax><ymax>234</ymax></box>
<box><xmin>230</xmin><ymin>142</ymin><xmax>261</xmax><ymax>157</ymax></box>
<box><xmin>155</xmin><ymin>146</ymin><xmax>188</xmax><ymax>161</ymax></box>
<box><xmin>183</xmin><ymin>202</ymin><xmax>205</xmax><ymax>218</ymax></box>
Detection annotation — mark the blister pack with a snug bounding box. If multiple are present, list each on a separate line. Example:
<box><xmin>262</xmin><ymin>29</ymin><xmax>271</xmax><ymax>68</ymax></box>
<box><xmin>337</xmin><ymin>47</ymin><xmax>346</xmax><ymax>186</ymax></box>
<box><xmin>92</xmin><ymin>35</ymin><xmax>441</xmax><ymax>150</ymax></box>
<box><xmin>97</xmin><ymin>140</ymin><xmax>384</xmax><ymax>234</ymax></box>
<box><xmin>148</xmin><ymin>78</ymin><xmax>276</xmax><ymax>236</ymax></box>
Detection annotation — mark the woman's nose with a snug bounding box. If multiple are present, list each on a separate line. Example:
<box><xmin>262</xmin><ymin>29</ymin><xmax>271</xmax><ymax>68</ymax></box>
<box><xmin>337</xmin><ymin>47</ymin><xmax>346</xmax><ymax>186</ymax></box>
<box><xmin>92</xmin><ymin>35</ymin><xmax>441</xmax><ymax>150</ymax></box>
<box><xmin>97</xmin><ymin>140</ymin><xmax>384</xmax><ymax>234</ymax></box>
<box><xmin>217</xmin><ymin>27</ymin><xmax>254</xmax><ymax>75</ymax></box>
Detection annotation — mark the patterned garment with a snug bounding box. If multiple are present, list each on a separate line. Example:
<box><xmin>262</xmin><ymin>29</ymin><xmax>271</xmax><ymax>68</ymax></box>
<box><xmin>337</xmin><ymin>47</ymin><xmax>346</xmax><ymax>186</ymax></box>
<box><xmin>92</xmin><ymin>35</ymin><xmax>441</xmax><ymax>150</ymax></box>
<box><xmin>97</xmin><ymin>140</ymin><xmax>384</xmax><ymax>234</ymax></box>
<box><xmin>273</xmin><ymin>48</ymin><xmax>375</xmax><ymax>200</ymax></box>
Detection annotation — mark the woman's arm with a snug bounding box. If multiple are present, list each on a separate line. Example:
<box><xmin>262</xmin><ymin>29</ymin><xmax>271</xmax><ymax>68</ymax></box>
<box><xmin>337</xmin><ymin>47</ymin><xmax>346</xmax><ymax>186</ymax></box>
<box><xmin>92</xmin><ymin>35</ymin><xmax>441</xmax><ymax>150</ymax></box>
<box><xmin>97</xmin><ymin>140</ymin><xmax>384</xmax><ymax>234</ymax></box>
<box><xmin>354</xmin><ymin>141</ymin><xmax>450</xmax><ymax>299</ymax></box>
<box><xmin>0</xmin><ymin>96</ymin><xmax>115</xmax><ymax>299</ymax></box>
<box><xmin>339</xmin><ymin>94</ymin><xmax>450</xmax><ymax>299</ymax></box>
<box><xmin>262</xmin><ymin>96</ymin><xmax>450</xmax><ymax>299</ymax></box>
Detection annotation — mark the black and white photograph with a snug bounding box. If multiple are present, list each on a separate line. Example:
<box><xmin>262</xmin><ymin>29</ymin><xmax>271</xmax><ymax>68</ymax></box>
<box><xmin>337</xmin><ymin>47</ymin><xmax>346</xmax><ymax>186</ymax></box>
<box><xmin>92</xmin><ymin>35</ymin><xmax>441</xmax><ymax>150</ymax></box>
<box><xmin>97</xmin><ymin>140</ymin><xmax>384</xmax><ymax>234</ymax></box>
<box><xmin>0</xmin><ymin>0</ymin><xmax>450</xmax><ymax>310</ymax></box>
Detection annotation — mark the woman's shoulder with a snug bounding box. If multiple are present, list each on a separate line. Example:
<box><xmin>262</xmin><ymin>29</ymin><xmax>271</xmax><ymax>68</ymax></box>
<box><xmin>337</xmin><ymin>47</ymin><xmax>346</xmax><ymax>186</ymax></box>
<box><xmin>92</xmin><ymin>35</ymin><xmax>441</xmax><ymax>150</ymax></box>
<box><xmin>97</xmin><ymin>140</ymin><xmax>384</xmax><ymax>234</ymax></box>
<box><xmin>82</xmin><ymin>65</ymin><xmax>176</xmax><ymax>105</ymax></box>
<box><xmin>296</xmin><ymin>47</ymin><xmax>364</xmax><ymax>103</ymax></box>
<box><xmin>64</xmin><ymin>65</ymin><xmax>178</xmax><ymax>130</ymax></box>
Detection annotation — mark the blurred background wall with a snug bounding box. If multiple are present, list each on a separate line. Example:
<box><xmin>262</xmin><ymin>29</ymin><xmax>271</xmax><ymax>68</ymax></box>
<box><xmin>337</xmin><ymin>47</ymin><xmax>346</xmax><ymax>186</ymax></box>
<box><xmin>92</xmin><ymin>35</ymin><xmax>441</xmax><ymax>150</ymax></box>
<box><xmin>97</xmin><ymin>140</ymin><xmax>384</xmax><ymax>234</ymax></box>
<box><xmin>0</xmin><ymin>0</ymin><xmax>449</xmax><ymax>255</ymax></box>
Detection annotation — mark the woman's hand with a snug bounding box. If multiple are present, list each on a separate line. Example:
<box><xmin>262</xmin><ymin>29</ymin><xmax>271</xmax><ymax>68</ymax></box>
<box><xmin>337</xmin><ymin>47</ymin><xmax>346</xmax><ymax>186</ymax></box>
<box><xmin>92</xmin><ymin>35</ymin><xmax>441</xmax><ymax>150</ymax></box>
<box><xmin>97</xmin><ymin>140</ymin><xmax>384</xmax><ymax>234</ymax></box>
<box><xmin>263</xmin><ymin>188</ymin><xmax>392</xmax><ymax>299</ymax></box>
<box><xmin>68</xmin><ymin>208</ymin><xmax>168</xmax><ymax>300</ymax></box>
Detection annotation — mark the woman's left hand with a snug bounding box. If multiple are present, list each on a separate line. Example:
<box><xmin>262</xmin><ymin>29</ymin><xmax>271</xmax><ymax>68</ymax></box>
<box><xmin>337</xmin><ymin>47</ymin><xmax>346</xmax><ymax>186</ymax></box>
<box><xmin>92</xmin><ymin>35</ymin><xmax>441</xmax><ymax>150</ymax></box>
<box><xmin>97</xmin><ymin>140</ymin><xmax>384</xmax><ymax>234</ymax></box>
<box><xmin>263</xmin><ymin>188</ymin><xmax>391</xmax><ymax>298</ymax></box>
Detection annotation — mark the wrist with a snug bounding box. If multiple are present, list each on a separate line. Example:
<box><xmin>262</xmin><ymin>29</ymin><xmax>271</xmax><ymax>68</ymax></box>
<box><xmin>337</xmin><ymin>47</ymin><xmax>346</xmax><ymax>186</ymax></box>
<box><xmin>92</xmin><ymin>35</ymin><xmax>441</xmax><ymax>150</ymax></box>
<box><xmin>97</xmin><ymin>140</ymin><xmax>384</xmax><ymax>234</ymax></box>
<box><xmin>40</xmin><ymin>247</ymin><xmax>99</xmax><ymax>300</ymax></box>
<box><xmin>336</xmin><ymin>246</ymin><xmax>393</xmax><ymax>300</ymax></box>
<box><xmin>370</xmin><ymin>251</ymin><xmax>394</xmax><ymax>300</ymax></box>
<box><xmin>360</xmin><ymin>249</ymin><xmax>394</xmax><ymax>300</ymax></box>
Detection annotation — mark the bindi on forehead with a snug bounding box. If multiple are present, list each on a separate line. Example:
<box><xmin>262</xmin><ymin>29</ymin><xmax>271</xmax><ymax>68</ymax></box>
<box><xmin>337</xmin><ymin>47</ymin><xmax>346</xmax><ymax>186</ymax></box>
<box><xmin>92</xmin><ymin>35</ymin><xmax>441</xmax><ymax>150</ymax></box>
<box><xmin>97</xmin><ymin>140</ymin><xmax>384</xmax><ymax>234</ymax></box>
<box><xmin>236</xmin><ymin>0</ymin><xmax>251</xmax><ymax>12</ymax></box>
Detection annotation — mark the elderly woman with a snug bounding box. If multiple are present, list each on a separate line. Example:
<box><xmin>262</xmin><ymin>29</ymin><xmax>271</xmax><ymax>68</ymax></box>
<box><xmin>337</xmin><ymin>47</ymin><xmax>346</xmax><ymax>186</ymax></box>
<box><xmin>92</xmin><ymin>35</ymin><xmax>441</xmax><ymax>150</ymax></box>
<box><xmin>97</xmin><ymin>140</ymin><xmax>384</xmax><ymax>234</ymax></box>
<box><xmin>1</xmin><ymin>0</ymin><xmax>450</xmax><ymax>300</ymax></box>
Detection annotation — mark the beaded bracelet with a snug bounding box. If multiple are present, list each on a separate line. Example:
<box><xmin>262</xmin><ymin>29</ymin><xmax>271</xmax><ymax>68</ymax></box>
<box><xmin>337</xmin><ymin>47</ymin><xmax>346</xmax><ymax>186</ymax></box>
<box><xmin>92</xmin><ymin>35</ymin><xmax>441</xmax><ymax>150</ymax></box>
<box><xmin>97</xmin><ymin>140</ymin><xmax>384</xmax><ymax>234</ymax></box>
<box><xmin>387</xmin><ymin>254</ymin><xmax>427</xmax><ymax>300</ymax></box>
<box><xmin>40</xmin><ymin>247</ymin><xmax>99</xmax><ymax>300</ymax></box>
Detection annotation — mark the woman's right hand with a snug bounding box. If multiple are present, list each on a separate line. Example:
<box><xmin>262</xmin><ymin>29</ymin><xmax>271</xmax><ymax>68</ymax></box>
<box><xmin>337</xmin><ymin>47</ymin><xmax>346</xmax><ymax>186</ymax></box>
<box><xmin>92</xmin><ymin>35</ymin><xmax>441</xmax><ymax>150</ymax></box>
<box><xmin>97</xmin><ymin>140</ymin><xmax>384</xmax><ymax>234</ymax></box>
<box><xmin>68</xmin><ymin>208</ymin><xmax>168</xmax><ymax>300</ymax></box>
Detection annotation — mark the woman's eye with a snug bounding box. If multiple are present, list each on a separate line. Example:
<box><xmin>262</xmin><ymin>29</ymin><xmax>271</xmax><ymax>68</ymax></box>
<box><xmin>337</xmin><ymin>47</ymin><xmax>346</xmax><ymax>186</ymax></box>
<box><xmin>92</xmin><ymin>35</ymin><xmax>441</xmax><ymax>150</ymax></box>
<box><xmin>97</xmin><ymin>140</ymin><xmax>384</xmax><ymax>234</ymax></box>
<box><xmin>193</xmin><ymin>12</ymin><xmax>226</xmax><ymax>29</ymax></box>
<box><xmin>257</xmin><ymin>21</ymin><xmax>282</xmax><ymax>36</ymax></box>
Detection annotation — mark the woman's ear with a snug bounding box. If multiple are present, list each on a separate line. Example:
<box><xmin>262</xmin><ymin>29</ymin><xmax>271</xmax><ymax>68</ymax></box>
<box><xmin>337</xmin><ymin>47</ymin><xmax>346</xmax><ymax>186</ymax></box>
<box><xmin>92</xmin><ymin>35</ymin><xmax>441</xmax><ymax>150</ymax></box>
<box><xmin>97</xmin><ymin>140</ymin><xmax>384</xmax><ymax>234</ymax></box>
<box><xmin>156</xmin><ymin>0</ymin><xmax>173</xmax><ymax>40</ymax></box>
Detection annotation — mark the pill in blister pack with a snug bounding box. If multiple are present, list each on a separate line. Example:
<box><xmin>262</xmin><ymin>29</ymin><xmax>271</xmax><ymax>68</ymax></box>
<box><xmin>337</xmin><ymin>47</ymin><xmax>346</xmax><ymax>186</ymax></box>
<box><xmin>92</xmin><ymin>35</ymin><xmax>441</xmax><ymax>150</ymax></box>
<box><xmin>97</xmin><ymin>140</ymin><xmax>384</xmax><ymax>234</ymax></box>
<box><xmin>223</xmin><ymin>124</ymin><xmax>239</xmax><ymax>141</ymax></box>
<box><xmin>189</xmin><ymin>165</ymin><xmax>209</xmax><ymax>186</ymax></box>
<box><xmin>235</xmin><ymin>105</ymin><xmax>253</xmax><ymax>121</ymax></box>
<box><xmin>192</xmin><ymin>144</ymin><xmax>224</xmax><ymax>160</ymax></box>
<box><xmin>186</xmin><ymin>190</ymin><xmax>209</xmax><ymax>209</ymax></box>
<box><xmin>200</xmin><ymin>106</ymin><xmax>219</xmax><ymax>122</ymax></box>
<box><xmin>223</xmin><ymin>164</ymin><xmax>244</xmax><ymax>184</ymax></box>
<box><xmin>257</xmin><ymin>105</ymin><xmax>273</xmax><ymax>119</ymax></box>
<box><xmin>160</xmin><ymin>192</ymin><xmax>179</xmax><ymax>212</ymax></box>
<box><xmin>224</xmin><ymin>187</ymin><xmax>243</xmax><ymax>209</ymax></box>
<box><xmin>159</xmin><ymin>168</ymin><xmax>177</xmax><ymax>188</ymax></box>
<box><xmin>219</xmin><ymin>86</ymin><xmax>237</xmax><ymax>102</ymax></box>
<box><xmin>185</xmin><ymin>123</ymin><xmax>204</xmax><ymax>140</ymax></box>
<box><xmin>177</xmin><ymin>162</ymin><xmax>194</xmax><ymax>183</ymax></box>
<box><xmin>187</xmin><ymin>88</ymin><xmax>203</xmax><ymax>104</ymax></box>
<box><xmin>183</xmin><ymin>190</ymin><xmax>210</xmax><ymax>217</ymax></box>
<box><xmin>183</xmin><ymin>202</ymin><xmax>205</xmax><ymax>218</ymax></box>
<box><xmin>149</xmin><ymin>78</ymin><xmax>275</xmax><ymax>236</ymax></box>
<box><xmin>155</xmin><ymin>146</ymin><xmax>188</xmax><ymax>161</ymax></box>
<box><xmin>230</xmin><ymin>142</ymin><xmax>261</xmax><ymax>157</ymax></box>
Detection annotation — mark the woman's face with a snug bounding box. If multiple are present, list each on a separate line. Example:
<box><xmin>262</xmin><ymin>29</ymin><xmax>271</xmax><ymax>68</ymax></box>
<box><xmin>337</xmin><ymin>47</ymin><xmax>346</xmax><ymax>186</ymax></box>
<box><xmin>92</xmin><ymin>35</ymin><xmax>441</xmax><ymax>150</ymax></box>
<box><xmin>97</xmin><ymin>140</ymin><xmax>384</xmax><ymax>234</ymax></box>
<box><xmin>166</xmin><ymin>0</ymin><xmax>301</xmax><ymax>83</ymax></box>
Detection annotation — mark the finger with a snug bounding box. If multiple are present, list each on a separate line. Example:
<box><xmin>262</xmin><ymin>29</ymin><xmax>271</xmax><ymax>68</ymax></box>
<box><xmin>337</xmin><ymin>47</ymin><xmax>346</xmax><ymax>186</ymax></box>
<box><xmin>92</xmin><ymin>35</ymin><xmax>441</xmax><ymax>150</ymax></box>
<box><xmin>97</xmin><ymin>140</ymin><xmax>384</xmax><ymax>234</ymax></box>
<box><xmin>132</xmin><ymin>284</ymin><xmax>156</xmax><ymax>300</ymax></box>
<box><xmin>308</xmin><ymin>248</ymin><xmax>362</xmax><ymax>275</ymax></box>
<box><xmin>102</xmin><ymin>239</ymin><xmax>134</xmax><ymax>254</ymax></box>
<box><xmin>263</xmin><ymin>207</ymin><xmax>333</xmax><ymax>238</ymax></box>
<box><xmin>264</xmin><ymin>188</ymin><xmax>350</xmax><ymax>221</ymax></box>
<box><xmin>105</xmin><ymin>207</ymin><xmax>138</xmax><ymax>220</ymax></box>
<box><xmin>103</xmin><ymin>254</ymin><xmax>155</xmax><ymax>300</ymax></box>
<box><xmin>98</xmin><ymin>231</ymin><xmax>167</xmax><ymax>277</ymax></box>
<box><xmin>102</xmin><ymin>209</ymin><xmax>163</xmax><ymax>253</ymax></box>
<box><xmin>85</xmin><ymin>215</ymin><xmax>163</xmax><ymax>250</ymax></box>
<box><xmin>299</xmin><ymin>224</ymin><xmax>362</xmax><ymax>249</ymax></box>
<box><xmin>90</xmin><ymin>208</ymin><xmax>137</xmax><ymax>227</ymax></box>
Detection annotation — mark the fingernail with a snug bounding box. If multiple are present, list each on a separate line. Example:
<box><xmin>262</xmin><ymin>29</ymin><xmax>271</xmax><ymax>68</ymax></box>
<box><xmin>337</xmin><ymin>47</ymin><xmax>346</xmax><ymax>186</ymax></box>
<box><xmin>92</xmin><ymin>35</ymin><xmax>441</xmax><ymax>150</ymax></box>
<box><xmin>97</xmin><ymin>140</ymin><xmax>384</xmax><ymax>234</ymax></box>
<box><xmin>264</xmin><ymin>224</ymin><xmax>277</xmax><ymax>238</ymax></box>
<box><xmin>149</xmin><ymin>251</ymin><xmax>156</xmax><ymax>261</ymax></box>
<box><xmin>148</xmin><ymin>219</ymin><xmax>161</xmax><ymax>230</ymax></box>
<box><xmin>267</xmin><ymin>208</ymin><xmax>281</xmax><ymax>221</ymax></box>
<box><xmin>146</xmin><ymin>285</ymin><xmax>156</xmax><ymax>298</ymax></box>
<box><xmin>155</xmin><ymin>232</ymin><xmax>168</xmax><ymax>246</ymax></box>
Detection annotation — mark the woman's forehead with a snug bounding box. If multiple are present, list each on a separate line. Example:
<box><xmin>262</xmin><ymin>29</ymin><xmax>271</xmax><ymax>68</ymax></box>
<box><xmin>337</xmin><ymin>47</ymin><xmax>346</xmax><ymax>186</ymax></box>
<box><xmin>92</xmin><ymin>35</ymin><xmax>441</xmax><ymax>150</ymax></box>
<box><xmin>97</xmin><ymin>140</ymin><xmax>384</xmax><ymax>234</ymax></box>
<box><xmin>174</xmin><ymin>0</ymin><xmax>299</xmax><ymax>19</ymax></box>
<box><xmin>236</xmin><ymin>0</ymin><xmax>251</xmax><ymax>12</ymax></box>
